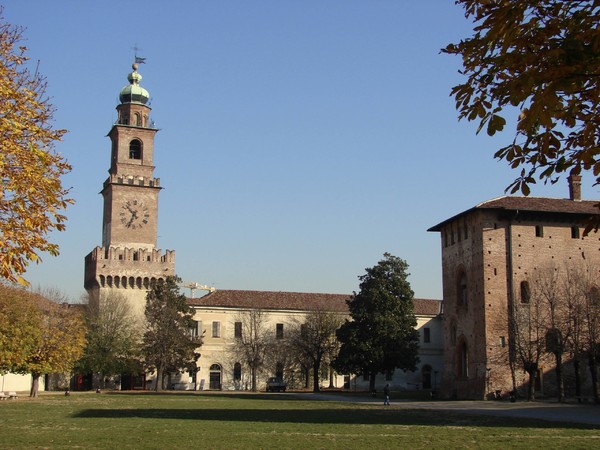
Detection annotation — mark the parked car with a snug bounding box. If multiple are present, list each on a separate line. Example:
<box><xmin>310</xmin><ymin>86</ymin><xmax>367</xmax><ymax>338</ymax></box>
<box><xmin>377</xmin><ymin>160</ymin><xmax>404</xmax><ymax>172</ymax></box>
<box><xmin>266</xmin><ymin>377</ymin><xmax>287</xmax><ymax>392</ymax></box>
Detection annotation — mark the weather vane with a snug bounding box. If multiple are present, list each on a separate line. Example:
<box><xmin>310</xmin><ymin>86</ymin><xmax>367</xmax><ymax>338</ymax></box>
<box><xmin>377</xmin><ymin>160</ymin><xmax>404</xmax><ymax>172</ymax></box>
<box><xmin>132</xmin><ymin>44</ymin><xmax>146</xmax><ymax>65</ymax></box>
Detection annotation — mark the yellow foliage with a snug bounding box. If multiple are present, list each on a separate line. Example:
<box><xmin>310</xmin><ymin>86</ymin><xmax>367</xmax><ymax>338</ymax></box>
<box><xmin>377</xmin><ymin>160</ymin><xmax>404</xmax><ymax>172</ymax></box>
<box><xmin>0</xmin><ymin>9</ymin><xmax>72</xmax><ymax>285</ymax></box>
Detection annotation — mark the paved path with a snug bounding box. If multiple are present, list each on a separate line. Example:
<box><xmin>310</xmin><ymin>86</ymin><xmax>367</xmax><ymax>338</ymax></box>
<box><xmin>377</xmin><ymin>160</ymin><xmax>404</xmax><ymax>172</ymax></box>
<box><xmin>289</xmin><ymin>392</ymin><xmax>600</xmax><ymax>426</ymax></box>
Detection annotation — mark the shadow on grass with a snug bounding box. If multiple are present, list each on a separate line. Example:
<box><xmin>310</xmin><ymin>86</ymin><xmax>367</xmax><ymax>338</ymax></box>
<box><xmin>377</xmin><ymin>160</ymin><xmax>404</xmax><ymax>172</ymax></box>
<box><xmin>73</xmin><ymin>405</ymin><xmax>595</xmax><ymax>430</ymax></box>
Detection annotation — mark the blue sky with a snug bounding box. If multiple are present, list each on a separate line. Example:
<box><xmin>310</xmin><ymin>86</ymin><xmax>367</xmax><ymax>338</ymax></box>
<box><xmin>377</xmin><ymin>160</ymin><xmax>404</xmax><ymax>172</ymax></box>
<box><xmin>5</xmin><ymin>1</ymin><xmax>594</xmax><ymax>302</ymax></box>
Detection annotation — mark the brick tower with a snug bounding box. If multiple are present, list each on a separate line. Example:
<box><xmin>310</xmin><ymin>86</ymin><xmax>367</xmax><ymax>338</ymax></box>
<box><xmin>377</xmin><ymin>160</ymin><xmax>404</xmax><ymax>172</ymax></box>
<box><xmin>84</xmin><ymin>63</ymin><xmax>175</xmax><ymax>319</ymax></box>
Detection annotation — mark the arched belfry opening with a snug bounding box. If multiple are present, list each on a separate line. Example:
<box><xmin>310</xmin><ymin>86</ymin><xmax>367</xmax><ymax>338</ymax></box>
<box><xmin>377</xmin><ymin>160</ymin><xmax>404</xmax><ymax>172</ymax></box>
<box><xmin>129</xmin><ymin>139</ymin><xmax>142</xmax><ymax>160</ymax></box>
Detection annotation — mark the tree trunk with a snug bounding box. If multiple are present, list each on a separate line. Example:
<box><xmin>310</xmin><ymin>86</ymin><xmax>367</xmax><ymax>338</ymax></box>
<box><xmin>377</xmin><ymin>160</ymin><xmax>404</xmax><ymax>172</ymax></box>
<box><xmin>526</xmin><ymin>370</ymin><xmax>536</xmax><ymax>401</ymax></box>
<box><xmin>30</xmin><ymin>374</ymin><xmax>41</xmax><ymax>398</ymax></box>
<box><xmin>304</xmin><ymin>367</ymin><xmax>310</xmax><ymax>389</ymax></box>
<box><xmin>155</xmin><ymin>366</ymin><xmax>163</xmax><ymax>392</ymax></box>
<box><xmin>251</xmin><ymin>367</ymin><xmax>257</xmax><ymax>392</ymax></box>
<box><xmin>554</xmin><ymin>351</ymin><xmax>565</xmax><ymax>402</ymax></box>
<box><xmin>312</xmin><ymin>357</ymin><xmax>321</xmax><ymax>393</ymax></box>
<box><xmin>574</xmin><ymin>358</ymin><xmax>582</xmax><ymax>400</ymax></box>
<box><xmin>589</xmin><ymin>353</ymin><xmax>599</xmax><ymax>404</ymax></box>
<box><xmin>328</xmin><ymin>365</ymin><xmax>335</xmax><ymax>389</ymax></box>
<box><xmin>369</xmin><ymin>372</ymin><xmax>376</xmax><ymax>393</ymax></box>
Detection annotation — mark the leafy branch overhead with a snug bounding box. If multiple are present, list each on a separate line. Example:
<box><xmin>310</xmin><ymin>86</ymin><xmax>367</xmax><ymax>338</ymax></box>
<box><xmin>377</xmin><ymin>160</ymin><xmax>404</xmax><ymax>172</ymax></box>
<box><xmin>444</xmin><ymin>0</ymin><xmax>600</xmax><ymax>195</ymax></box>
<box><xmin>0</xmin><ymin>8</ymin><xmax>72</xmax><ymax>285</ymax></box>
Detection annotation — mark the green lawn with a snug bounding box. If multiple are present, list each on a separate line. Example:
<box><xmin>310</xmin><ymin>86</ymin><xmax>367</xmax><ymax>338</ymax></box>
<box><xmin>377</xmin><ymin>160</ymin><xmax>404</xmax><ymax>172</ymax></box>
<box><xmin>0</xmin><ymin>391</ymin><xmax>597</xmax><ymax>449</ymax></box>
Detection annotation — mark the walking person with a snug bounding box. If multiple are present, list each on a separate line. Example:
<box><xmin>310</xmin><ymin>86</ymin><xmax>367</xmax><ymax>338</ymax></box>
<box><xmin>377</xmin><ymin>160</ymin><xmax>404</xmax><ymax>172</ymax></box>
<box><xmin>383</xmin><ymin>383</ymin><xmax>390</xmax><ymax>405</ymax></box>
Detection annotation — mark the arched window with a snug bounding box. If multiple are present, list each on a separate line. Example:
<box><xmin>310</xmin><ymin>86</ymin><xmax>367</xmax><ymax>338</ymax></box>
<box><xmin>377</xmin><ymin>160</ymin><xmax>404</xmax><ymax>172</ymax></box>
<box><xmin>421</xmin><ymin>365</ymin><xmax>432</xmax><ymax>389</ymax></box>
<box><xmin>520</xmin><ymin>281</ymin><xmax>531</xmax><ymax>304</ymax></box>
<box><xmin>233</xmin><ymin>363</ymin><xmax>242</xmax><ymax>381</ymax></box>
<box><xmin>129</xmin><ymin>139</ymin><xmax>142</xmax><ymax>159</ymax></box>
<box><xmin>209</xmin><ymin>364</ymin><xmax>222</xmax><ymax>390</ymax></box>
<box><xmin>457</xmin><ymin>270</ymin><xmax>467</xmax><ymax>307</ymax></box>
<box><xmin>135</xmin><ymin>112</ymin><xmax>142</xmax><ymax>126</ymax></box>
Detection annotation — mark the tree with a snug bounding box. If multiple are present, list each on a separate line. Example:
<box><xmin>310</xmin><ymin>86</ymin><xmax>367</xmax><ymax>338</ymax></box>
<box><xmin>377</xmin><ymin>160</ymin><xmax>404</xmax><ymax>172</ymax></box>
<box><xmin>289</xmin><ymin>310</ymin><xmax>344</xmax><ymax>393</ymax></box>
<box><xmin>511</xmin><ymin>279</ymin><xmax>549</xmax><ymax>401</ymax></box>
<box><xmin>142</xmin><ymin>277</ymin><xmax>201</xmax><ymax>391</ymax></box>
<box><xmin>334</xmin><ymin>253</ymin><xmax>420</xmax><ymax>392</ymax></box>
<box><xmin>0</xmin><ymin>284</ymin><xmax>41</xmax><ymax>373</ymax></box>
<box><xmin>77</xmin><ymin>291</ymin><xmax>142</xmax><ymax>388</ymax></box>
<box><xmin>229</xmin><ymin>309</ymin><xmax>270</xmax><ymax>392</ymax></box>
<box><xmin>444</xmin><ymin>1</ymin><xmax>600</xmax><ymax>196</ymax></box>
<box><xmin>0</xmin><ymin>284</ymin><xmax>86</xmax><ymax>397</ymax></box>
<box><xmin>0</xmin><ymin>9</ymin><xmax>72</xmax><ymax>285</ymax></box>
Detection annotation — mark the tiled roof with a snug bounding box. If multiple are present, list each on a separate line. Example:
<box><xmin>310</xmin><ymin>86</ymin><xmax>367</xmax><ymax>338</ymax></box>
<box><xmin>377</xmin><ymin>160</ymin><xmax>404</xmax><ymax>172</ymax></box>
<box><xmin>187</xmin><ymin>289</ymin><xmax>441</xmax><ymax>316</ymax></box>
<box><xmin>428</xmin><ymin>196</ymin><xmax>599</xmax><ymax>231</ymax></box>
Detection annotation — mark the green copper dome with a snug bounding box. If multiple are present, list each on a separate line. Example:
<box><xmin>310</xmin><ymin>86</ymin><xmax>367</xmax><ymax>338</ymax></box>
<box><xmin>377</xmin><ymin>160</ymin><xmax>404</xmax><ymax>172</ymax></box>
<box><xmin>119</xmin><ymin>63</ymin><xmax>150</xmax><ymax>104</ymax></box>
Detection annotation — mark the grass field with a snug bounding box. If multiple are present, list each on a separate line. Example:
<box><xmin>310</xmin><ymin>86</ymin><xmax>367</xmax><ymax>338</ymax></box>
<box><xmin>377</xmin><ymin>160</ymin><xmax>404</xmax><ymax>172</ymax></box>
<box><xmin>0</xmin><ymin>391</ymin><xmax>598</xmax><ymax>449</ymax></box>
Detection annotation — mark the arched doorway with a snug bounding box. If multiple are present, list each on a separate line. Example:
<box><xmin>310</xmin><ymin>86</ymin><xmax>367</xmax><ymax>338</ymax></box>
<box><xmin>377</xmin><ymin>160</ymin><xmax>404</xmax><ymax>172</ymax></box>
<box><xmin>209</xmin><ymin>364</ymin><xmax>222</xmax><ymax>390</ymax></box>
<box><xmin>421</xmin><ymin>365</ymin><xmax>432</xmax><ymax>389</ymax></box>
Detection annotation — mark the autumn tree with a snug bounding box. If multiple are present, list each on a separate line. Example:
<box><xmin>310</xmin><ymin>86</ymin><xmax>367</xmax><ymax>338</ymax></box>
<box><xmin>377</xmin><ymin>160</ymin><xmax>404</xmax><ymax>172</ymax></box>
<box><xmin>288</xmin><ymin>310</ymin><xmax>344</xmax><ymax>393</ymax></box>
<box><xmin>0</xmin><ymin>284</ymin><xmax>41</xmax><ymax>373</ymax></box>
<box><xmin>77</xmin><ymin>291</ymin><xmax>142</xmax><ymax>388</ymax></box>
<box><xmin>0</xmin><ymin>10</ymin><xmax>72</xmax><ymax>284</ymax></box>
<box><xmin>142</xmin><ymin>277</ymin><xmax>201</xmax><ymax>391</ymax></box>
<box><xmin>0</xmin><ymin>284</ymin><xmax>86</xmax><ymax>397</ymax></box>
<box><xmin>445</xmin><ymin>1</ymin><xmax>600</xmax><ymax>196</ymax></box>
<box><xmin>229</xmin><ymin>309</ymin><xmax>270</xmax><ymax>392</ymax></box>
<box><xmin>334</xmin><ymin>253</ymin><xmax>420</xmax><ymax>392</ymax></box>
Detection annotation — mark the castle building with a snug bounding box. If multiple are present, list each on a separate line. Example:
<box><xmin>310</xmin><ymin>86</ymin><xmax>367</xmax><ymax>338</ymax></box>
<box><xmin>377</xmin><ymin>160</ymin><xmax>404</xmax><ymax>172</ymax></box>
<box><xmin>81</xmin><ymin>63</ymin><xmax>443</xmax><ymax>392</ymax></box>
<box><xmin>84</xmin><ymin>63</ymin><xmax>175</xmax><ymax>320</ymax></box>
<box><xmin>183</xmin><ymin>290</ymin><xmax>443</xmax><ymax>392</ymax></box>
<box><xmin>428</xmin><ymin>175</ymin><xmax>600</xmax><ymax>399</ymax></box>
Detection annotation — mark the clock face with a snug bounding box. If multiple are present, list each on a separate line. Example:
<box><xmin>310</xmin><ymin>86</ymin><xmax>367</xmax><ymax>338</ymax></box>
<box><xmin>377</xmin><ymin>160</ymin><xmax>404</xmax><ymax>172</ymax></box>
<box><xmin>120</xmin><ymin>199</ymin><xmax>150</xmax><ymax>229</ymax></box>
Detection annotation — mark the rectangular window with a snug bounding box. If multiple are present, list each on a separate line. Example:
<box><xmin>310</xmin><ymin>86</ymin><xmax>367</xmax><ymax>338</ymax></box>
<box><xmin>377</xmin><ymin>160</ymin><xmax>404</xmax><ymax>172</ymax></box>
<box><xmin>535</xmin><ymin>225</ymin><xmax>543</xmax><ymax>237</ymax></box>
<box><xmin>423</xmin><ymin>327</ymin><xmax>431</xmax><ymax>344</ymax></box>
<box><xmin>464</xmin><ymin>222</ymin><xmax>469</xmax><ymax>240</ymax></box>
<box><xmin>234</xmin><ymin>321</ymin><xmax>242</xmax><ymax>339</ymax></box>
<box><xmin>189</xmin><ymin>320</ymin><xmax>199</xmax><ymax>338</ymax></box>
<box><xmin>276</xmin><ymin>323</ymin><xmax>284</xmax><ymax>339</ymax></box>
<box><xmin>500</xmin><ymin>336</ymin><xmax>506</xmax><ymax>348</ymax></box>
<box><xmin>300</xmin><ymin>323</ymin><xmax>307</xmax><ymax>338</ymax></box>
<box><xmin>212</xmin><ymin>321</ymin><xmax>221</xmax><ymax>338</ymax></box>
<box><xmin>571</xmin><ymin>226</ymin><xmax>580</xmax><ymax>239</ymax></box>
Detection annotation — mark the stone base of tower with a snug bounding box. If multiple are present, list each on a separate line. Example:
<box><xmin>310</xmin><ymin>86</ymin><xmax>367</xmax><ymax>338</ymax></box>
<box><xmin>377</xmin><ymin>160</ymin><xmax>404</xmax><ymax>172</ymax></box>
<box><xmin>84</xmin><ymin>245</ymin><xmax>175</xmax><ymax>319</ymax></box>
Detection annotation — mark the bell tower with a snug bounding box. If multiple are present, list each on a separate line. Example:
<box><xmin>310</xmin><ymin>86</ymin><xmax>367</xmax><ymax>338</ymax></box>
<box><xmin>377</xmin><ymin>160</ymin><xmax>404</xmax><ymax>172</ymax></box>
<box><xmin>84</xmin><ymin>62</ymin><xmax>175</xmax><ymax>318</ymax></box>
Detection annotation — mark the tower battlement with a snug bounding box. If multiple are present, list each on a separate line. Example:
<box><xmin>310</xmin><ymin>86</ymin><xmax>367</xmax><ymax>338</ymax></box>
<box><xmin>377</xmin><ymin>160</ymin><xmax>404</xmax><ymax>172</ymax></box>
<box><xmin>103</xmin><ymin>174</ymin><xmax>161</xmax><ymax>189</ymax></box>
<box><xmin>84</xmin><ymin>246</ymin><xmax>175</xmax><ymax>290</ymax></box>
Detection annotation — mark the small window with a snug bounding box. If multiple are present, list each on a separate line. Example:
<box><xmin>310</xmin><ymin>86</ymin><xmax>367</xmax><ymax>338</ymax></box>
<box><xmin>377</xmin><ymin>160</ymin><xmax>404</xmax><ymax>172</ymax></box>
<box><xmin>451</xmin><ymin>228</ymin><xmax>455</xmax><ymax>245</ymax></box>
<box><xmin>520</xmin><ymin>281</ymin><xmax>531</xmax><ymax>304</ymax></box>
<box><xmin>233</xmin><ymin>362</ymin><xmax>242</xmax><ymax>381</ymax></box>
<box><xmin>300</xmin><ymin>323</ymin><xmax>307</xmax><ymax>338</ymax></box>
<box><xmin>189</xmin><ymin>321</ymin><xmax>199</xmax><ymax>338</ymax></box>
<box><xmin>276</xmin><ymin>323</ymin><xmax>284</xmax><ymax>339</ymax></box>
<box><xmin>500</xmin><ymin>336</ymin><xmax>506</xmax><ymax>348</ymax></box>
<box><xmin>590</xmin><ymin>286</ymin><xmax>600</xmax><ymax>306</ymax></box>
<box><xmin>423</xmin><ymin>327</ymin><xmax>431</xmax><ymax>344</ymax></box>
<box><xmin>571</xmin><ymin>226</ymin><xmax>580</xmax><ymax>239</ymax></box>
<box><xmin>457</xmin><ymin>272</ymin><xmax>467</xmax><ymax>307</ymax></box>
<box><xmin>129</xmin><ymin>139</ymin><xmax>142</xmax><ymax>159</ymax></box>
<box><xmin>450</xmin><ymin>323</ymin><xmax>457</xmax><ymax>346</ymax></box>
<box><xmin>212</xmin><ymin>321</ymin><xmax>221</xmax><ymax>338</ymax></box>
<box><xmin>444</xmin><ymin>230</ymin><xmax>448</xmax><ymax>248</ymax></box>
<box><xmin>463</xmin><ymin>222</ymin><xmax>469</xmax><ymax>240</ymax></box>
<box><xmin>234</xmin><ymin>321</ymin><xmax>242</xmax><ymax>339</ymax></box>
<box><xmin>535</xmin><ymin>225</ymin><xmax>543</xmax><ymax>237</ymax></box>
